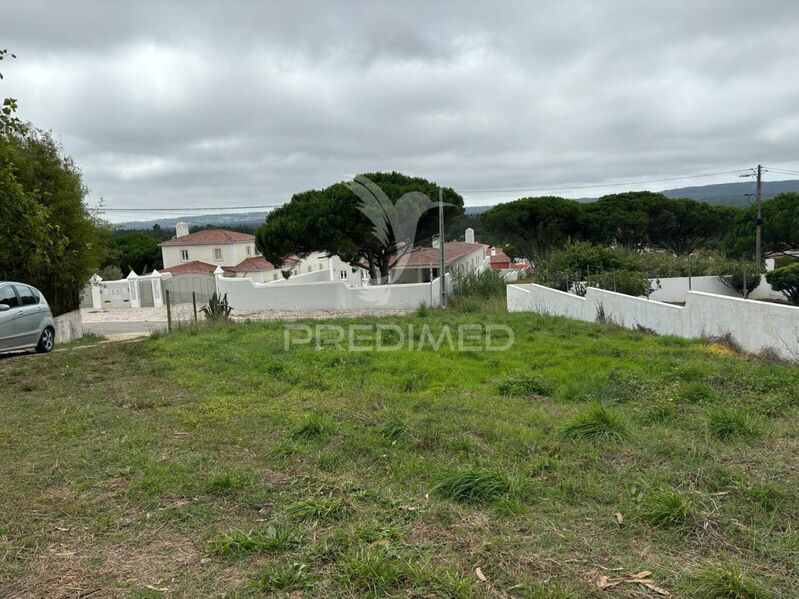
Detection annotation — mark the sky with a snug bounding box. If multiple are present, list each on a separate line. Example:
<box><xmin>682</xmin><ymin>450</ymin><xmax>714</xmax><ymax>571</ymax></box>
<box><xmin>2</xmin><ymin>0</ymin><xmax>799</xmax><ymax>222</ymax></box>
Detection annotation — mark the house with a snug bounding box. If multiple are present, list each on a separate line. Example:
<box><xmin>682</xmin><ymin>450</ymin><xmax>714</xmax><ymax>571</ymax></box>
<box><xmin>227</xmin><ymin>256</ymin><xmax>300</xmax><ymax>283</ymax></box>
<box><xmin>390</xmin><ymin>229</ymin><xmax>489</xmax><ymax>284</ymax></box>
<box><xmin>160</xmin><ymin>222</ymin><xmax>259</xmax><ymax>269</ymax></box>
<box><xmin>488</xmin><ymin>247</ymin><xmax>511</xmax><ymax>270</ymax></box>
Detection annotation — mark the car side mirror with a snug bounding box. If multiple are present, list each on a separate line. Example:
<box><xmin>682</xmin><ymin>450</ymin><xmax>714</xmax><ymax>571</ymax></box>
<box><xmin>0</xmin><ymin>304</ymin><xmax>10</xmax><ymax>312</ymax></box>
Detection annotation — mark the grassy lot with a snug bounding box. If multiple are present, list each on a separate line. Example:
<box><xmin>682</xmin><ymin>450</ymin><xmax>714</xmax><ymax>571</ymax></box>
<box><xmin>1</xmin><ymin>309</ymin><xmax>798</xmax><ymax>598</ymax></box>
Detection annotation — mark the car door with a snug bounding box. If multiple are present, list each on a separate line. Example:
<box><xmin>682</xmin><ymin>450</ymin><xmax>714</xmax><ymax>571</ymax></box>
<box><xmin>13</xmin><ymin>285</ymin><xmax>45</xmax><ymax>346</ymax></box>
<box><xmin>0</xmin><ymin>284</ymin><xmax>22</xmax><ymax>350</ymax></box>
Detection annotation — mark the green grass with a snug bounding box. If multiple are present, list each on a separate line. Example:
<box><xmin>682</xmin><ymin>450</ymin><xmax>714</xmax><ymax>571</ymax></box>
<box><xmin>640</xmin><ymin>487</ymin><xmax>697</xmax><ymax>529</ymax></box>
<box><xmin>209</xmin><ymin>524</ymin><xmax>302</xmax><ymax>556</ymax></box>
<box><xmin>432</xmin><ymin>467</ymin><xmax>524</xmax><ymax>504</ymax></box>
<box><xmin>1</xmin><ymin>310</ymin><xmax>797</xmax><ymax>597</ymax></box>
<box><xmin>707</xmin><ymin>407</ymin><xmax>762</xmax><ymax>440</ymax></box>
<box><xmin>688</xmin><ymin>563</ymin><xmax>772</xmax><ymax>599</ymax></box>
<box><xmin>560</xmin><ymin>402</ymin><xmax>629</xmax><ymax>441</ymax></box>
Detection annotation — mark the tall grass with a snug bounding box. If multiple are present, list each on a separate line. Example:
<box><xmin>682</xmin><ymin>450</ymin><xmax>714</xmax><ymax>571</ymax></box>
<box><xmin>560</xmin><ymin>403</ymin><xmax>629</xmax><ymax>442</ymax></box>
<box><xmin>433</xmin><ymin>466</ymin><xmax>524</xmax><ymax>504</ymax></box>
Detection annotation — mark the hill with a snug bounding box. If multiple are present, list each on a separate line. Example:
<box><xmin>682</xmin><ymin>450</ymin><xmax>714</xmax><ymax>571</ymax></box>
<box><xmin>115</xmin><ymin>180</ymin><xmax>799</xmax><ymax>228</ymax></box>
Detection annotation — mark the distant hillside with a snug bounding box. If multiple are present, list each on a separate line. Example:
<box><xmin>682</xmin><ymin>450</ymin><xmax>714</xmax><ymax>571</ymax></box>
<box><xmin>116</xmin><ymin>179</ymin><xmax>799</xmax><ymax>229</ymax></box>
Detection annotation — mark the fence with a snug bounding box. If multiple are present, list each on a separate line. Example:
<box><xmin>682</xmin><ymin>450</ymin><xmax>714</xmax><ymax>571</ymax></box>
<box><xmin>508</xmin><ymin>283</ymin><xmax>799</xmax><ymax>360</ymax></box>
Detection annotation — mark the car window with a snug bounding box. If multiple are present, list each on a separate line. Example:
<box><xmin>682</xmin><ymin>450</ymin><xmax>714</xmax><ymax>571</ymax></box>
<box><xmin>15</xmin><ymin>285</ymin><xmax>38</xmax><ymax>306</ymax></box>
<box><xmin>0</xmin><ymin>285</ymin><xmax>19</xmax><ymax>308</ymax></box>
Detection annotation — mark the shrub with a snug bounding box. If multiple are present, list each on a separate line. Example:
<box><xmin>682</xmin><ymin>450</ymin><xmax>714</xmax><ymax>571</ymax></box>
<box><xmin>560</xmin><ymin>403</ymin><xmax>629</xmax><ymax>442</ymax></box>
<box><xmin>689</xmin><ymin>562</ymin><xmax>772</xmax><ymax>599</ymax></box>
<box><xmin>640</xmin><ymin>488</ymin><xmax>696</xmax><ymax>528</ymax></box>
<box><xmin>765</xmin><ymin>262</ymin><xmax>799</xmax><ymax>305</ymax></box>
<box><xmin>452</xmin><ymin>269</ymin><xmax>506</xmax><ymax>300</ymax></box>
<box><xmin>719</xmin><ymin>262</ymin><xmax>764</xmax><ymax>296</ymax></box>
<box><xmin>587</xmin><ymin>269</ymin><xmax>657</xmax><ymax>297</ymax></box>
<box><xmin>432</xmin><ymin>467</ymin><xmax>523</xmax><ymax>504</ymax></box>
<box><xmin>200</xmin><ymin>292</ymin><xmax>233</xmax><ymax>321</ymax></box>
<box><xmin>707</xmin><ymin>407</ymin><xmax>762</xmax><ymax>441</ymax></box>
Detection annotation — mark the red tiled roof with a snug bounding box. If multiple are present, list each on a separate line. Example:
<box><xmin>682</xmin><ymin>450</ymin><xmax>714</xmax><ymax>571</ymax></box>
<box><xmin>158</xmin><ymin>261</ymin><xmax>233</xmax><ymax>276</ymax></box>
<box><xmin>160</xmin><ymin>229</ymin><xmax>255</xmax><ymax>246</ymax></box>
<box><xmin>489</xmin><ymin>249</ymin><xmax>511</xmax><ymax>265</ymax></box>
<box><xmin>399</xmin><ymin>241</ymin><xmax>485</xmax><ymax>267</ymax></box>
<box><xmin>229</xmin><ymin>256</ymin><xmax>301</xmax><ymax>272</ymax></box>
<box><xmin>230</xmin><ymin>256</ymin><xmax>275</xmax><ymax>272</ymax></box>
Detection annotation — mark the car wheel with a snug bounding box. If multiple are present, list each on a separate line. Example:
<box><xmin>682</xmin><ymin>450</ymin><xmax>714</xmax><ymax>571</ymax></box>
<box><xmin>36</xmin><ymin>327</ymin><xmax>55</xmax><ymax>353</ymax></box>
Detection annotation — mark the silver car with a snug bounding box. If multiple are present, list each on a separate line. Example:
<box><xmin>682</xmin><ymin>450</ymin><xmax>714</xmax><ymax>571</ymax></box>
<box><xmin>0</xmin><ymin>282</ymin><xmax>56</xmax><ymax>354</ymax></box>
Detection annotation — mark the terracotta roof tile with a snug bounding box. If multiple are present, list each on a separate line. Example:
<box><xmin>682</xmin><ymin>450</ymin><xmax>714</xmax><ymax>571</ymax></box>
<box><xmin>160</xmin><ymin>229</ymin><xmax>255</xmax><ymax>246</ymax></box>
<box><xmin>399</xmin><ymin>241</ymin><xmax>485</xmax><ymax>267</ymax></box>
<box><xmin>158</xmin><ymin>261</ymin><xmax>233</xmax><ymax>276</ymax></box>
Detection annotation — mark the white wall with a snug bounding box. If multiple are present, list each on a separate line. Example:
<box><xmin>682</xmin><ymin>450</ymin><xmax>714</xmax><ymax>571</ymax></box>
<box><xmin>53</xmin><ymin>309</ymin><xmax>83</xmax><ymax>343</ymax></box>
<box><xmin>508</xmin><ymin>283</ymin><xmax>799</xmax><ymax>360</ymax></box>
<box><xmin>216</xmin><ymin>273</ymin><xmax>450</xmax><ymax>312</ymax></box>
<box><xmin>649</xmin><ymin>276</ymin><xmax>739</xmax><ymax>303</ymax></box>
<box><xmin>162</xmin><ymin>242</ymin><xmax>256</xmax><ymax>269</ymax></box>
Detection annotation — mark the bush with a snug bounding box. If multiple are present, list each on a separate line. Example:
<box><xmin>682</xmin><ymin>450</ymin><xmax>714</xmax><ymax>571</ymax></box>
<box><xmin>200</xmin><ymin>292</ymin><xmax>233</xmax><ymax>321</ymax></box>
<box><xmin>765</xmin><ymin>262</ymin><xmax>799</xmax><ymax>305</ymax></box>
<box><xmin>587</xmin><ymin>269</ymin><xmax>657</xmax><ymax>297</ymax></box>
<box><xmin>451</xmin><ymin>269</ymin><xmax>505</xmax><ymax>300</ymax></box>
<box><xmin>719</xmin><ymin>262</ymin><xmax>764</xmax><ymax>296</ymax></box>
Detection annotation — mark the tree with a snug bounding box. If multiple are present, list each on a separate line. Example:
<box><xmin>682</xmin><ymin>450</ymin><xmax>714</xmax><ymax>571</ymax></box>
<box><xmin>723</xmin><ymin>193</ymin><xmax>799</xmax><ymax>259</ymax></box>
<box><xmin>587</xmin><ymin>269</ymin><xmax>656</xmax><ymax>297</ymax></box>
<box><xmin>0</xmin><ymin>128</ymin><xmax>107</xmax><ymax>315</ymax></box>
<box><xmin>256</xmin><ymin>172</ymin><xmax>463</xmax><ymax>282</ymax></box>
<box><xmin>766</xmin><ymin>263</ymin><xmax>799</xmax><ymax>305</ymax></box>
<box><xmin>480</xmin><ymin>196</ymin><xmax>584</xmax><ymax>259</ymax></box>
<box><xmin>105</xmin><ymin>231</ymin><xmax>163</xmax><ymax>275</ymax></box>
<box><xmin>648</xmin><ymin>200</ymin><xmax>736</xmax><ymax>254</ymax></box>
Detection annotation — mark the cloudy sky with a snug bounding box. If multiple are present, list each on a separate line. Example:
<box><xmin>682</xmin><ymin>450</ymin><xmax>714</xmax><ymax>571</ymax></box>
<box><xmin>2</xmin><ymin>1</ymin><xmax>799</xmax><ymax>222</ymax></box>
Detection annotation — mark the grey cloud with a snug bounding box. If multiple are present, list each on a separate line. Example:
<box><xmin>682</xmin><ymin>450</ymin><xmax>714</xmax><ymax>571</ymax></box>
<box><xmin>2</xmin><ymin>0</ymin><xmax>799</xmax><ymax>221</ymax></box>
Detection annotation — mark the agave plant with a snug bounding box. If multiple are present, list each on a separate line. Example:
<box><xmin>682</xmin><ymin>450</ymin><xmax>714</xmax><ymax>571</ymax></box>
<box><xmin>200</xmin><ymin>292</ymin><xmax>233</xmax><ymax>321</ymax></box>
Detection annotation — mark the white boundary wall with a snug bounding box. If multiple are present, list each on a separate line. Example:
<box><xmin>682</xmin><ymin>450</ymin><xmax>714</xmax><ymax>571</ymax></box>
<box><xmin>508</xmin><ymin>284</ymin><xmax>799</xmax><ymax>360</ymax></box>
<box><xmin>648</xmin><ymin>275</ymin><xmax>786</xmax><ymax>303</ymax></box>
<box><xmin>217</xmin><ymin>273</ymin><xmax>450</xmax><ymax>311</ymax></box>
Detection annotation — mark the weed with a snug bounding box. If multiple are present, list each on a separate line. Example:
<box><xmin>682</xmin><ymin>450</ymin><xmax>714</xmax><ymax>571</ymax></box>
<box><xmin>707</xmin><ymin>407</ymin><xmax>762</xmax><ymax>441</ymax></box>
<box><xmin>208</xmin><ymin>524</ymin><xmax>302</xmax><ymax>557</ymax></box>
<box><xmin>678</xmin><ymin>381</ymin><xmax>716</xmax><ymax>404</ymax></box>
<box><xmin>285</xmin><ymin>496</ymin><xmax>351</xmax><ymax>522</ymax></box>
<box><xmin>338</xmin><ymin>547</ymin><xmax>407</xmax><ymax>596</ymax></box>
<box><xmin>291</xmin><ymin>413</ymin><xmax>333</xmax><ymax>439</ymax></box>
<box><xmin>379</xmin><ymin>417</ymin><xmax>412</xmax><ymax>441</ymax></box>
<box><xmin>640</xmin><ymin>487</ymin><xmax>697</xmax><ymax>529</ymax></box>
<box><xmin>689</xmin><ymin>562</ymin><xmax>772</xmax><ymax>599</ymax></box>
<box><xmin>498</xmin><ymin>370</ymin><xmax>554</xmax><ymax>397</ymax></box>
<box><xmin>560</xmin><ymin>403</ymin><xmax>629</xmax><ymax>442</ymax></box>
<box><xmin>253</xmin><ymin>561</ymin><xmax>313</xmax><ymax>592</ymax></box>
<box><xmin>433</xmin><ymin>467</ymin><xmax>523</xmax><ymax>504</ymax></box>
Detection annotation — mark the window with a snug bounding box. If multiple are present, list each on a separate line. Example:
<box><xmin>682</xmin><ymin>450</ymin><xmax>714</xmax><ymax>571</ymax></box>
<box><xmin>213</xmin><ymin>248</ymin><xmax>223</xmax><ymax>261</ymax></box>
<box><xmin>15</xmin><ymin>286</ymin><xmax>38</xmax><ymax>306</ymax></box>
<box><xmin>340</xmin><ymin>270</ymin><xmax>348</xmax><ymax>280</ymax></box>
<box><xmin>0</xmin><ymin>285</ymin><xmax>19</xmax><ymax>308</ymax></box>
<box><xmin>180</xmin><ymin>249</ymin><xmax>189</xmax><ymax>261</ymax></box>
<box><xmin>246</xmin><ymin>245</ymin><xmax>252</xmax><ymax>256</ymax></box>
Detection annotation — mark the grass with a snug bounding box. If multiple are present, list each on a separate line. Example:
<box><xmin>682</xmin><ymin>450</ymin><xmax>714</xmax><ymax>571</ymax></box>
<box><xmin>1</xmin><ymin>309</ymin><xmax>798</xmax><ymax>597</ymax></box>
<box><xmin>560</xmin><ymin>402</ymin><xmax>629</xmax><ymax>441</ymax></box>
<box><xmin>432</xmin><ymin>466</ymin><xmax>524</xmax><ymax>504</ymax></box>
<box><xmin>689</xmin><ymin>563</ymin><xmax>772</xmax><ymax>599</ymax></box>
<box><xmin>707</xmin><ymin>407</ymin><xmax>763</xmax><ymax>440</ymax></box>
<box><xmin>209</xmin><ymin>524</ymin><xmax>302</xmax><ymax>556</ymax></box>
<box><xmin>640</xmin><ymin>487</ymin><xmax>697</xmax><ymax>529</ymax></box>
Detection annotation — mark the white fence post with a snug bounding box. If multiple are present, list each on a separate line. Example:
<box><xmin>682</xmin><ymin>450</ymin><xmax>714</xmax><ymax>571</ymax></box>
<box><xmin>126</xmin><ymin>270</ymin><xmax>140</xmax><ymax>308</ymax></box>
<box><xmin>151</xmin><ymin>270</ymin><xmax>164</xmax><ymax>307</ymax></box>
<box><xmin>90</xmin><ymin>274</ymin><xmax>103</xmax><ymax>309</ymax></box>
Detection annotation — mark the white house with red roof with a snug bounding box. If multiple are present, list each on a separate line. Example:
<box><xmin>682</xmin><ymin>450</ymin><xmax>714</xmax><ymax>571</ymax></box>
<box><xmin>390</xmin><ymin>228</ymin><xmax>489</xmax><ymax>284</ymax></box>
<box><xmin>160</xmin><ymin>221</ymin><xmax>259</xmax><ymax>270</ymax></box>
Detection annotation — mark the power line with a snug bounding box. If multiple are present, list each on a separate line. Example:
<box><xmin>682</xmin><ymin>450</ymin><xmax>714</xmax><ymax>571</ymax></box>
<box><xmin>95</xmin><ymin>204</ymin><xmax>283</xmax><ymax>212</ymax></box>
<box><xmin>764</xmin><ymin>166</ymin><xmax>799</xmax><ymax>177</ymax></box>
<box><xmin>458</xmin><ymin>169</ymin><xmax>748</xmax><ymax>194</ymax></box>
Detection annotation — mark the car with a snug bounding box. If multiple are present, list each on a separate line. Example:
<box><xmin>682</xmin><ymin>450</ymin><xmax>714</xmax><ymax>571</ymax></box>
<box><xmin>0</xmin><ymin>282</ymin><xmax>56</xmax><ymax>354</ymax></box>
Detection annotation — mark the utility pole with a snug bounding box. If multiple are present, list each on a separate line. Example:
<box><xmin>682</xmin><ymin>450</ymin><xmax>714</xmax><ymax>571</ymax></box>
<box><xmin>755</xmin><ymin>164</ymin><xmax>763</xmax><ymax>264</ymax></box>
<box><xmin>741</xmin><ymin>165</ymin><xmax>764</xmax><ymax>264</ymax></box>
<box><xmin>438</xmin><ymin>187</ymin><xmax>446</xmax><ymax>307</ymax></box>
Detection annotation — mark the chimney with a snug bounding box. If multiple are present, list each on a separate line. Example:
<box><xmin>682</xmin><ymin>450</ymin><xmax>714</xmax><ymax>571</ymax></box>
<box><xmin>175</xmin><ymin>221</ymin><xmax>189</xmax><ymax>238</ymax></box>
<box><xmin>432</xmin><ymin>235</ymin><xmax>440</xmax><ymax>249</ymax></box>
<box><xmin>465</xmin><ymin>227</ymin><xmax>475</xmax><ymax>244</ymax></box>
<box><xmin>491</xmin><ymin>249</ymin><xmax>496</xmax><ymax>256</ymax></box>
